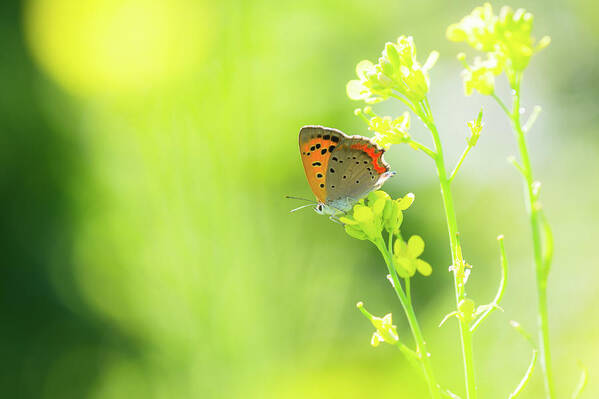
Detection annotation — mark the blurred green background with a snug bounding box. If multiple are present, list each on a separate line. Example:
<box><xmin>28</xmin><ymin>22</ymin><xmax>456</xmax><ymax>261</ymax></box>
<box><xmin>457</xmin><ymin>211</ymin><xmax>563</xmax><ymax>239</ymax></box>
<box><xmin>1</xmin><ymin>0</ymin><xmax>597</xmax><ymax>398</ymax></box>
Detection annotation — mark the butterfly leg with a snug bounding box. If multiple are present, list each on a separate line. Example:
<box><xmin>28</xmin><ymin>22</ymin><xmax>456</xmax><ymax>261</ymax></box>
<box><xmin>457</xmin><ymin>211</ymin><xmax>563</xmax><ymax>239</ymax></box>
<box><xmin>328</xmin><ymin>209</ymin><xmax>348</xmax><ymax>225</ymax></box>
<box><xmin>328</xmin><ymin>215</ymin><xmax>343</xmax><ymax>225</ymax></box>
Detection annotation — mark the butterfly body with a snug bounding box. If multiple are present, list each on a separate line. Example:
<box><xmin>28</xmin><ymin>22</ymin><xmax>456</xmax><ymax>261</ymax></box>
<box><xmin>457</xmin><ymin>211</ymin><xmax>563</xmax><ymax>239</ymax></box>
<box><xmin>299</xmin><ymin>125</ymin><xmax>395</xmax><ymax>216</ymax></box>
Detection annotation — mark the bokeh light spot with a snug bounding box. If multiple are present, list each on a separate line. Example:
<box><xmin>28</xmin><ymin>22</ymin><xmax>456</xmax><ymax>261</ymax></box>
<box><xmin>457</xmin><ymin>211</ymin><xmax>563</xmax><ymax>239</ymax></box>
<box><xmin>25</xmin><ymin>0</ymin><xmax>211</xmax><ymax>96</ymax></box>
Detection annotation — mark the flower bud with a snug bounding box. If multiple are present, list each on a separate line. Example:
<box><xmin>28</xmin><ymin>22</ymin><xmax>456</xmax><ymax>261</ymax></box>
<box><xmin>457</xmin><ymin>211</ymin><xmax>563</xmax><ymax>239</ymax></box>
<box><xmin>467</xmin><ymin>108</ymin><xmax>484</xmax><ymax>146</ymax></box>
<box><xmin>357</xmin><ymin>303</ymin><xmax>399</xmax><ymax>347</ymax></box>
<box><xmin>397</xmin><ymin>193</ymin><xmax>415</xmax><ymax>210</ymax></box>
<box><xmin>379</xmin><ymin>58</ymin><xmax>395</xmax><ymax>77</ymax></box>
<box><xmin>383</xmin><ymin>201</ymin><xmax>403</xmax><ymax>233</ymax></box>
<box><xmin>458</xmin><ymin>298</ymin><xmax>476</xmax><ymax>322</ymax></box>
<box><xmin>353</xmin><ymin>205</ymin><xmax>373</xmax><ymax>223</ymax></box>
<box><xmin>377</xmin><ymin>72</ymin><xmax>393</xmax><ymax>87</ymax></box>
<box><xmin>344</xmin><ymin>224</ymin><xmax>368</xmax><ymax>240</ymax></box>
<box><xmin>384</xmin><ymin>42</ymin><xmax>401</xmax><ymax>68</ymax></box>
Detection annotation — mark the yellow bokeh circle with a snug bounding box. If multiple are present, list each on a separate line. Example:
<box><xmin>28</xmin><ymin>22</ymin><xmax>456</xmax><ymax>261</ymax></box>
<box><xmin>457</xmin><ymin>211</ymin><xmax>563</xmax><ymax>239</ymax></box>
<box><xmin>25</xmin><ymin>0</ymin><xmax>210</xmax><ymax>96</ymax></box>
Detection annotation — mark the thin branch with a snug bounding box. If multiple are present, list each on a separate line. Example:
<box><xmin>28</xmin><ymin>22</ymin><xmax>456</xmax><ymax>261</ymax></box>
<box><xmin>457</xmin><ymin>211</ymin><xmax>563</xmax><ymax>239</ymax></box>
<box><xmin>470</xmin><ymin>235</ymin><xmax>508</xmax><ymax>332</ymax></box>
<box><xmin>510</xmin><ymin>320</ymin><xmax>537</xmax><ymax>348</ymax></box>
<box><xmin>523</xmin><ymin>105</ymin><xmax>542</xmax><ymax>134</ymax></box>
<box><xmin>508</xmin><ymin>350</ymin><xmax>538</xmax><ymax>398</ymax></box>
<box><xmin>390</xmin><ymin>92</ymin><xmax>422</xmax><ymax>118</ymax></box>
<box><xmin>439</xmin><ymin>311</ymin><xmax>459</xmax><ymax>328</ymax></box>
<box><xmin>540</xmin><ymin>210</ymin><xmax>554</xmax><ymax>276</ymax></box>
<box><xmin>396</xmin><ymin>341</ymin><xmax>420</xmax><ymax>363</ymax></box>
<box><xmin>507</xmin><ymin>320</ymin><xmax>538</xmax><ymax>398</ymax></box>
<box><xmin>507</xmin><ymin>156</ymin><xmax>528</xmax><ymax>179</ymax></box>
<box><xmin>449</xmin><ymin>144</ymin><xmax>474</xmax><ymax>182</ymax></box>
<box><xmin>405</xmin><ymin>277</ymin><xmax>412</xmax><ymax>307</ymax></box>
<box><xmin>407</xmin><ymin>138</ymin><xmax>437</xmax><ymax>159</ymax></box>
<box><xmin>491</xmin><ymin>92</ymin><xmax>511</xmax><ymax>117</ymax></box>
<box><xmin>571</xmin><ymin>363</ymin><xmax>588</xmax><ymax>399</ymax></box>
<box><xmin>441</xmin><ymin>389</ymin><xmax>463</xmax><ymax>399</ymax></box>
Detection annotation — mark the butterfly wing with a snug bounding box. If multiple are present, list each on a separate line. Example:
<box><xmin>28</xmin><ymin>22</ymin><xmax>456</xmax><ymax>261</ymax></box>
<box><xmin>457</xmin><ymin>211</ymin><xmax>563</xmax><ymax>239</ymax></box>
<box><xmin>298</xmin><ymin>126</ymin><xmax>344</xmax><ymax>203</ymax></box>
<box><xmin>325</xmin><ymin>135</ymin><xmax>393</xmax><ymax>204</ymax></box>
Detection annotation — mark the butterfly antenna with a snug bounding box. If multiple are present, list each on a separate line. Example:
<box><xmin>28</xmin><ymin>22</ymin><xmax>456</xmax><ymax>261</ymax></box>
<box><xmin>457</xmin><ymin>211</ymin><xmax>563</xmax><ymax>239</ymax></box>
<box><xmin>289</xmin><ymin>203</ymin><xmax>315</xmax><ymax>213</ymax></box>
<box><xmin>285</xmin><ymin>195</ymin><xmax>316</xmax><ymax>203</ymax></box>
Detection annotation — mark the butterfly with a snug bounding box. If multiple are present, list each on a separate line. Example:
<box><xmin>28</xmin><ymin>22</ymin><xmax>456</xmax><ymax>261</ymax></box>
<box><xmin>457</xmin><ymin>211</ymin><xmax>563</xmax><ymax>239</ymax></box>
<box><xmin>293</xmin><ymin>125</ymin><xmax>396</xmax><ymax>218</ymax></box>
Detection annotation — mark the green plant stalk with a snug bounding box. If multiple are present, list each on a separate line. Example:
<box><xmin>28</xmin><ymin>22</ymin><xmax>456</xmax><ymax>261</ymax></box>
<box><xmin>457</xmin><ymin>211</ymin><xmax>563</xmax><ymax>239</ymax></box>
<box><xmin>508</xmin><ymin>350</ymin><xmax>538</xmax><ymax>398</ymax></box>
<box><xmin>421</xmin><ymin>99</ymin><xmax>477</xmax><ymax>399</ymax></box>
<box><xmin>470</xmin><ymin>236</ymin><xmax>508</xmax><ymax>333</ymax></box>
<box><xmin>493</xmin><ymin>73</ymin><xmax>555</xmax><ymax>399</ymax></box>
<box><xmin>374</xmin><ymin>236</ymin><xmax>441</xmax><ymax>399</ymax></box>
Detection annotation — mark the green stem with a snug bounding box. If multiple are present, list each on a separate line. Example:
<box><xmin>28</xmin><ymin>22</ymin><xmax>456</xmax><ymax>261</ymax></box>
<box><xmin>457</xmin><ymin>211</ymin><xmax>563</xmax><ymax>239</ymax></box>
<box><xmin>375</xmin><ymin>236</ymin><xmax>441</xmax><ymax>399</ymax></box>
<box><xmin>405</xmin><ymin>277</ymin><xmax>412</xmax><ymax>307</ymax></box>
<box><xmin>421</xmin><ymin>102</ymin><xmax>477</xmax><ymax>399</ymax></box>
<box><xmin>508</xmin><ymin>350</ymin><xmax>538</xmax><ymax>398</ymax></box>
<box><xmin>491</xmin><ymin>93</ymin><xmax>510</xmax><ymax>116</ymax></box>
<box><xmin>470</xmin><ymin>236</ymin><xmax>508</xmax><ymax>333</ymax></box>
<box><xmin>449</xmin><ymin>144</ymin><xmax>474</xmax><ymax>182</ymax></box>
<box><xmin>406</xmin><ymin>138</ymin><xmax>437</xmax><ymax>159</ymax></box>
<box><xmin>493</xmin><ymin>72</ymin><xmax>555</xmax><ymax>399</ymax></box>
<box><xmin>571</xmin><ymin>363</ymin><xmax>588</xmax><ymax>399</ymax></box>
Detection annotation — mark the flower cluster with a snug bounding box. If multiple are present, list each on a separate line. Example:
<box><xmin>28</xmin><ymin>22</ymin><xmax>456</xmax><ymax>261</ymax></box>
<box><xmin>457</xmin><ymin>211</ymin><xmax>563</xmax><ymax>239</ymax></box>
<box><xmin>347</xmin><ymin>36</ymin><xmax>439</xmax><ymax>104</ymax></box>
<box><xmin>357</xmin><ymin>302</ymin><xmax>399</xmax><ymax>347</ymax></box>
<box><xmin>459</xmin><ymin>53</ymin><xmax>502</xmax><ymax>96</ymax></box>
<box><xmin>340</xmin><ymin>191</ymin><xmax>433</xmax><ymax>279</ymax></box>
<box><xmin>340</xmin><ymin>191</ymin><xmax>412</xmax><ymax>241</ymax></box>
<box><xmin>447</xmin><ymin>3</ymin><xmax>550</xmax><ymax>93</ymax></box>
<box><xmin>355</xmin><ymin>108</ymin><xmax>412</xmax><ymax>150</ymax></box>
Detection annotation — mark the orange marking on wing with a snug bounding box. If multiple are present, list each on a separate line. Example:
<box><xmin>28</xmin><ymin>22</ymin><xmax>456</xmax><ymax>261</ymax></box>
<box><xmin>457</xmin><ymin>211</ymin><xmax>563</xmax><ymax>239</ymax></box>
<box><xmin>300</xmin><ymin>138</ymin><xmax>334</xmax><ymax>203</ymax></box>
<box><xmin>350</xmin><ymin>144</ymin><xmax>387</xmax><ymax>174</ymax></box>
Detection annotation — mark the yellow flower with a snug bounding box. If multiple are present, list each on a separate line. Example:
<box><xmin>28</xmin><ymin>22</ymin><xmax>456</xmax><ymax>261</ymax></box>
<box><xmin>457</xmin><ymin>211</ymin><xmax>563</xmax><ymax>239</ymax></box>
<box><xmin>347</xmin><ymin>36</ymin><xmax>439</xmax><ymax>104</ymax></box>
<box><xmin>393</xmin><ymin>235</ymin><xmax>433</xmax><ymax>277</ymax></box>
<box><xmin>447</xmin><ymin>3</ymin><xmax>550</xmax><ymax>81</ymax></box>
